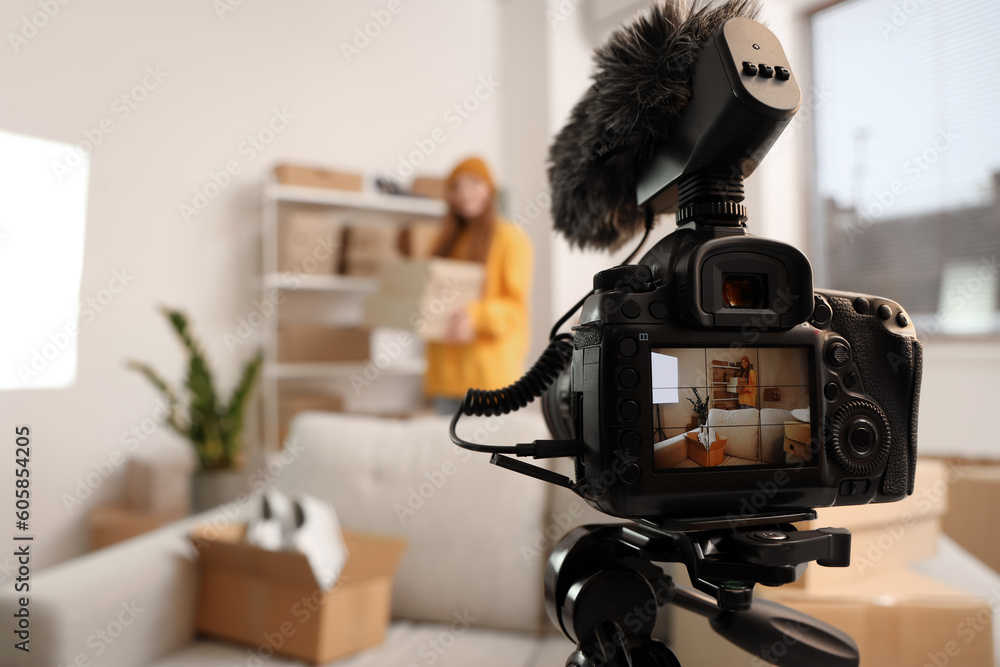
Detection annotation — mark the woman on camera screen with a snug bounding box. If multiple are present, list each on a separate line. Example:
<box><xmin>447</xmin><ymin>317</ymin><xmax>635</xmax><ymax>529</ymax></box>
<box><xmin>737</xmin><ymin>355</ymin><xmax>757</xmax><ymax>409</ymax></box>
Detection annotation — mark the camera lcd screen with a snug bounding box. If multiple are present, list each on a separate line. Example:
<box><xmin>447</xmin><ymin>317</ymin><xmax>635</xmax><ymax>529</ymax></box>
<box><xmin>650</xmin><ymin>346</ymin><xmax>814</xmax><ymax>470</ymax></box>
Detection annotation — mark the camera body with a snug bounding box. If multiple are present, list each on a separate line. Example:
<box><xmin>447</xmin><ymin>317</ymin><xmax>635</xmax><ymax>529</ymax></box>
<box><xmin>549</xmin><ymin>225</ymin><xmax>921</xmax><ymax>521</ymax></box>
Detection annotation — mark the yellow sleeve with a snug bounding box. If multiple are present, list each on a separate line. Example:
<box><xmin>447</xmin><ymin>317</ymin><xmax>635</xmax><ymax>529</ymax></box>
<box><xmin>467</xmin><ymin>225</ymin><xmax>532</xmax><ymax>339</ymax></box>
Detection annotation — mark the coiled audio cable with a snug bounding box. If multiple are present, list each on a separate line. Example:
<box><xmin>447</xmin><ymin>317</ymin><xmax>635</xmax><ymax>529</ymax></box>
<box><xmin>449</xmin><ymin>208</ymin><xmax>655</xmax><ymax>458</ymax></box>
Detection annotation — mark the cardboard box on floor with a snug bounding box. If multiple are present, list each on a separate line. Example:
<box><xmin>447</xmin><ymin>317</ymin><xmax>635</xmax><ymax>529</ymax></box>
<box><xmin>364</xmin><ymin>259</ymin><xmax>485</xmax><ymax>341</ymax></box>
<box><xmin>666</xmin><ymin>566</ymin><xmax>994</xmax><ymax>667</ymax></box>
<box><xmin>191</xmin><ymin>524</ymin><xmax>407</xmax><ymax>665</ymax></box>
<box><xmin>785</xmin><ymin>458</ymin><xmax>951</xmax><ymax>590</ymax></box>
<box><xmin>123</xmin><ymin>438</ymin><xmax>195</xmax><ymax>516</ymax></box>
<box><xmin>939</xmin><ymin>459</ymin><xmax>1000</xmax><ymax>575</ymax></box>
<box><xmin>88</xmin><ymin>503</ymin><xmax>186</xmax><ymax>551</ymax></box>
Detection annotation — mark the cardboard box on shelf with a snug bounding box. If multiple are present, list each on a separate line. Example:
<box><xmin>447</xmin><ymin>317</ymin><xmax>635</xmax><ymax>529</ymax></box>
<box><xmin>278</xmin><ymin>391</ymin><xmax>344</xmax><ymax>446</ymax></box>
<box><xmin>88</xmin><ymin>503</ymin><xmax>186</xmax><ymax>551</ymax></box>
<box><xmin>342</xmin><ymin>224</ymin><xmax>401</xmax><ymax>276</ymax></box>
<box><xmin>123</xmin><ymin>453</ymin><xmax>194</xmax><ymax>516</ymax></box>
<box><xmin>277</xmin><ymin>326</ymin><xmax>370</xmax><ymax>364</ymax></box>
<box><xmin>373</xmin><ymin>257</ymin><xmax>484</xmax><ymax>298</ymax></box>
<box><xmin>275</xmin><ymin>164</ymin><xmax>363</xmax><ymax>191</ymax></box>
<box><xmin>278</xmin><ymin>206</ymin><xmax>342</xmax><ymax>274</ymax></box>
<box><xmin>408</xmin><ymin>176</ymin><xmax>447</xmax><ymax>200</ymax></box>
<box><xmin>666</xmin><ymin>565</ymin><xmax>994</xmax><ymax>667</ymax></box>
<box><xmin>785</xmin><ymin>458</ymin><xmax>949</xmax><ymax>590</ymax></box>
<box><xmin>363</xmin><ymin>294</ymin><xmax>426</xmax><ymax>335</ymax></box>
<box><xmin>363</xmin><ymin>259</ymin><xmax>485</xmax><ymax>341</ymax></box>
<box><xmin>191</xmin><ymin>524</ymin><xmax>407</xmax><ymax>665</ymax></box>
<box><xmin>399</xmin><ymin>219</ymin><xmax>442</xmax><ymax>259</ymax></box>
<box><xmin>940</xmin><ymin>459</ymin><xmax>1000</xmax><ymax>575</ymax></box>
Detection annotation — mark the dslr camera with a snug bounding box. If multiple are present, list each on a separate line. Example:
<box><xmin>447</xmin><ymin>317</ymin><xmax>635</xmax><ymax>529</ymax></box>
<box><xmin>450</xmin><ymin>8</ymin><xmax>922</xmax><ymax>664</ymax></box>
<box><xmin>454</xmin><ymin>15</ymin><xmax>922</xmax><ymax>525</ymax></box>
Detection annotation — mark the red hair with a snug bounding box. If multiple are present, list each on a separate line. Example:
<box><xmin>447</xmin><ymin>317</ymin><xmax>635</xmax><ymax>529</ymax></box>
<box><xmin>432</xmin><ymin>157</ymin><xmax>497</xmax><ymax>264</ymax></box>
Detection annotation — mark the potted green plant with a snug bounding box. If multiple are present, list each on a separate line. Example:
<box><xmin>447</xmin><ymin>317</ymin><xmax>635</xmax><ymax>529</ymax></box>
<box><xmin>128</xmin><ymin>307</ymin><xmax>263</xmax><ymax>512</ymax></box>
<box><xmin>687</xmin><ymin>388</ymin><xmax>709</xmax><ymax>426</ymax></box>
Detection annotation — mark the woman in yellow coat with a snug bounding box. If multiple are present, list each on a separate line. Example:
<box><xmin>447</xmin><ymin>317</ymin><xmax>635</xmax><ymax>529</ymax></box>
<box><xmin>736</xmin><ymin>355</ymin><xmax>758</xmax><ymax>409</ymax></box>
<box><xmin>424</xmin><ymin>157</ymin><xmax>532</xmax><ymax>413</ymax></box>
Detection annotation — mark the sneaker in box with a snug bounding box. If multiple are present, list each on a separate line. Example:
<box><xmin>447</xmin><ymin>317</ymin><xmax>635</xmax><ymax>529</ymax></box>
<box><xmin>190</xmin><ymin>524</ymin><xmax>406</xmax><ymax>664</ymax></box>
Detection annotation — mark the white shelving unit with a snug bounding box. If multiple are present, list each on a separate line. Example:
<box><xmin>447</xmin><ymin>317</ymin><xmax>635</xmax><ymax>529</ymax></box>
<box><xmin>259</xmin><ymin>177</ymin><xmax>446</xmax><ymax>449</ymax></box>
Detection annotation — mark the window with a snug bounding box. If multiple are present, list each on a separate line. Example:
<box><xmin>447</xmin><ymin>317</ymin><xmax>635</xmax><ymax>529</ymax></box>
<box><xmin>810</xmin><ymin>0</ymin><xmax>1000</xmax><ymax>336</ymax></box>
<box><xmin>0</xmin><ymin>129</ymin><xmax>89</xmax><ymax>390</ymax></box>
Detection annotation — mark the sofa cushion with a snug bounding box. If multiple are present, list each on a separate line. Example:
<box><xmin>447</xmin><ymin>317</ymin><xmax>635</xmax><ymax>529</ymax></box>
<box><xmin>146</xmin><ymin>624</ymin><xmax>577</xmax><ymax>667</ymax></box>
<box><xmin>0</xmin><ymin>507</ymin><xmax>246</xmax><ymax>667</ymax></box>
<box><xmin>760</xmin><ymin>408</ymin><xmax>794</xmax><ymax>463</ymax></box>
<box><xmin>278</xmin><ymin>411</ymin><xmax>551</xmax><ymax>634</ymax></box>
<box><xmin>707</xmin><ymin>408</ymin><xmax>759</xmax><ymax>460</ymax></box>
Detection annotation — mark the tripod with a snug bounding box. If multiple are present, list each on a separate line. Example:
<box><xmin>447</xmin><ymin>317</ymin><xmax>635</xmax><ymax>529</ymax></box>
<box><xmin>545</xmin><ymin>512</ymin><xmax>860</xmax><ymax>667</ymax></box>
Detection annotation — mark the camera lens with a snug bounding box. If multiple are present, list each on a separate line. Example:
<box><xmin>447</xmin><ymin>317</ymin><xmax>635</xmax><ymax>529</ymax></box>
<box><xmin>722</xmin><ymin>274</ymin><xmax>764</xmax><ymax>308</ymax></box>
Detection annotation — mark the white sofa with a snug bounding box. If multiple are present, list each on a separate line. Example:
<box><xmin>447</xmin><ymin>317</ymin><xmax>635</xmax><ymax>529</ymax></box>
<box><xmin>3</xmin><ymin>411</ymin><xmax>586</xmax><ymax>666</ymax></box>
<box><xmin>653</xmin><ymin>407</ymin><xmax>794</xmax><ymax>468</ymax></box>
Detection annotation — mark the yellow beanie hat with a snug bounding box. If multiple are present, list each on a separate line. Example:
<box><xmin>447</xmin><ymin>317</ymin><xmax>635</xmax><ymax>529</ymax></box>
<box><xmin>447</xmin><ymin>156</ymin><xmax>495</xmax><ymax>193</ymax></box>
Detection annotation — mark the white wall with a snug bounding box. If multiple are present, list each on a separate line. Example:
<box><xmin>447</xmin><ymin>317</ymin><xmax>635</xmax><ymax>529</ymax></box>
<box><xmin>501</xmin><ymin>0</ymin><xmax>552</xmax><ymax>362</ymax></box>
<box><xmin>0</xmin><ymin>0</ymin><xmax>504</xmax><ymax>570</ymax></box>
<box><xmin>4</xmin><ymin>0</ymin><xmax>994</xmax><ymax>572</ymax></box>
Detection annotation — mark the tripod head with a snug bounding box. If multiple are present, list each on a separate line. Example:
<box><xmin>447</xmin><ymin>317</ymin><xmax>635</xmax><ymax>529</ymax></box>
<box><xmin>546</xmin><ymin>516</ymin><xmax>859</xmax><ymax>667</ymax></box>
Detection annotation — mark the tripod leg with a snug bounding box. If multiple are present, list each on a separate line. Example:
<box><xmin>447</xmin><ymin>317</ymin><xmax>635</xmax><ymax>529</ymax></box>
<box><xmin>638</xmin><ymin>642</ymin><xmax>682</xmax><ymax>667</ymax></box>
<box><xmin>564</xmin><ymin>634</ymin><xmax>680</xmax><ymax>667</ymax></box>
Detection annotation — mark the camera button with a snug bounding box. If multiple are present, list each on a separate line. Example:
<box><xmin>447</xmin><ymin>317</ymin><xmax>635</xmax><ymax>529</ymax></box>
<box><xmin>826</xmin><ymin>341</ymin><xmax>851</xmax><ymax>367</ymax></box>
<box><xmin>649</xmin><ymin>302</ymin><xmax>668</xmax><ymax>319</ymax></box>
<box><xmin>619</xmin><ymin>430</ymin><xmax>640</xmax><ymax>452</ymax></box>
<box><xmin>741</xmin><ymin>61</ymin><xmax>758</xmax><ymax>76</ymax></box>
<box><xmin>843</xmin><ymin>371</ymin><xmax>859</xmax><ymax>390</ymax></box>
<box><xmin>775</xmin><ymin>66</ymin><xmax>791</xmax><ymax>81</ymax></box>
<box><xmin>896</xmin><ymin>312</ymin><xmax>909</xmax><ymax>327</ymax></box>
<box><xmin>619</xmin><ymin>368</ymin><xmax>639</xmax><ymax>388</ymax></box>
<box><xmin>877</xmin><ymin>304</ymin><xmax>892</xmax><ymax>320</ymax></box>
<box><xmin>853</xmin><ymin>297</ymin><xmax>870</xmax><ymax>314</ymax></box>
<box><xmin>758</xmin><ymin>64</ymin><xmax>774</xmax><ymax>78</ymax></box>
<box><xmin>621</xmin><ymin>301</ymin><xmax>641</xmax><ymax>319</ymax></box>
<box><xmin>620</xmin><ymin>462</ymin><xmax>641</xmax><ymax>484</ymax></box>
<box><xmin>618</xmin><ymin>337</ymin><xmax>637</xmax><ymax>357</ymax></box>
<box><xmin>848</xmin><ymin>420</ymin><xmax>877</xmax><ymax>454</ymax></box>
<box><xmin>824</xmin><ymin>382</ymin><xmax>841</xmax><ymax>401</ymax></box>
<box><xmin>620</xmin><ymin>400</ymin><xmax>640</xmax><ymax>421</ymax></box>
<box><xmin>811</xmin><ymin>300</ymin><xmax>832</xmax><ymax>325</ymax></box>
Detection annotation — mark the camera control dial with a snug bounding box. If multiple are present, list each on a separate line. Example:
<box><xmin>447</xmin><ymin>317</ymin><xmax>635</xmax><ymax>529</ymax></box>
<box><xmin>829</xmin><ymin>400</ymin><xmax>891</xmax><ymax>476</ymax></box>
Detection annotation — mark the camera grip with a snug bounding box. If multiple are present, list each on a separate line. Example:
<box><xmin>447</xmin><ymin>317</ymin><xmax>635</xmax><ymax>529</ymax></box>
<box><xmin>827</xmin><ymin>295</ymin><xmax>921</xmax><ymax>499</ymax></box>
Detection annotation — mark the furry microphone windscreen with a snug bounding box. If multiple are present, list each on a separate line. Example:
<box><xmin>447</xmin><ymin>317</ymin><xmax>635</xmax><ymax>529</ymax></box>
<box><xmin>547</xmin><ymin>0</ymin><xmax>760</xmax><ymax>251</ymax></box>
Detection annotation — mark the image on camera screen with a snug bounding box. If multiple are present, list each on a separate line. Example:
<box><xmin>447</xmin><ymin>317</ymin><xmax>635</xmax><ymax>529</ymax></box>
<box><xmin>650</xmin><ymin>347</ymin><xmax>815</xmax><ymax>470</ymax></box>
